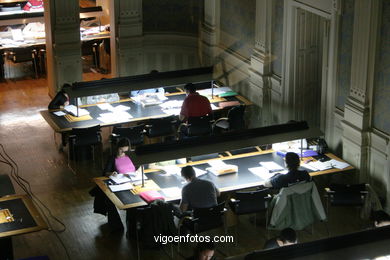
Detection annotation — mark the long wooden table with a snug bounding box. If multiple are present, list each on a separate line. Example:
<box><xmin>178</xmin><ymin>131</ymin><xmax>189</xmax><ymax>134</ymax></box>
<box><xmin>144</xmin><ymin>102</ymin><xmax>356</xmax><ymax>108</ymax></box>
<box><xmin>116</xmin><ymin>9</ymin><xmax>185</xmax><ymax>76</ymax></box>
<box><xmin>41</xmin><ymin>89</ymin><xmax>252</xmax><ymax>133</ymax></box>
<box><xmin>94</xmin><ymin>150</ymin><xmax>354</xmax><ymax>210</ymax></box>
<box><xmin>0</xmin><ymin>194</ymin><xmax>47</xmax><ymax>238</ymax></box>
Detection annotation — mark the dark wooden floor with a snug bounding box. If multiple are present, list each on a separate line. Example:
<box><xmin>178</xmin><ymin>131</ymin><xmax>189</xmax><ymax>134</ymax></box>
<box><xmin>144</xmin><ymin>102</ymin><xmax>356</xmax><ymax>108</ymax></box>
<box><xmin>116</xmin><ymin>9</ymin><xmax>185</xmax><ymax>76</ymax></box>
<box><xmin>0</xmin><ymin>75</ymin><xmax>368</xmax><ymax>260</ymax></box>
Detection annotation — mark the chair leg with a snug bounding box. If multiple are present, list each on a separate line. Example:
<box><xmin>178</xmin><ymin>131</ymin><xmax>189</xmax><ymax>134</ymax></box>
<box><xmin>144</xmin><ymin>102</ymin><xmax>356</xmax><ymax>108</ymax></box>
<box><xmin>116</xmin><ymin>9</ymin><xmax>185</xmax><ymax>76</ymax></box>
<box><xmin>136</xmin><ymin>225</ymin><xmax>140</xmax><ymax>260</ymax></box>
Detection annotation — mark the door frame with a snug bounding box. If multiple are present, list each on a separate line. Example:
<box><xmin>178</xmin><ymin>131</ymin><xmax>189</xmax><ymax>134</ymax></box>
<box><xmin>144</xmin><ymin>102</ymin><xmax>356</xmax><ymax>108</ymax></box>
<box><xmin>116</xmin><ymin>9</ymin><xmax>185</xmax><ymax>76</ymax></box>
<box><xmin>281</xmin><ymin>0</ymin><xmax>340</xmax><ymax>140</ymax></box>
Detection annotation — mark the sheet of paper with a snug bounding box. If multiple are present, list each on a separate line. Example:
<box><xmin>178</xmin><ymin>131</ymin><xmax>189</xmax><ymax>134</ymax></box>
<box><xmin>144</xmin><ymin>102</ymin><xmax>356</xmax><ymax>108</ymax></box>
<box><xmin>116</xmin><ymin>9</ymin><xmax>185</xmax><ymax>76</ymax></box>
<box><xmin>248</xmin><ymin>166</ymin><xmax>275</xmax><ymax>180</ymax></box>
<box><xmin>193</xmin><ymin>167</ymin><xmax>207</xmax><ymax>177</ymax></box>
<box><xmin>53</xmin><ymin>111</ymin><xmax>66</xmax><ymax>116</ymax></box>
<box><xmin>159</xmin><ymin>100</ymin><xmax>183</xmax><ymax>109</ymax></box>
<box><xmin>64</xmin><ymin>105</ymin><xmax>90</xmax><ymax>116</ymax></box>
<box><xmin>109</xmin><ymin>173</ymin><xmax>131</xmax><ymax>184</ymax></box>
<box><xmin>111</xmin><ymin>104</ymin><xmax>131</xmax><ymax>111</ymax></box>
<box><xmin>208</xmin><ymin>160</ymin><xmax>227</xmax><ymax>168</ymax></box>
<box><xmin>97</xmin><ymin>116</ymin><xmax>112</xmax><ymax>123</ymax></box>
<box><xmin>97</xmin><ymin>103</ymin><xmax>114</xmax><ymax>111</ymax></box>
<box><xmin>163</xmin><ymin>165</ymin><xmax>182</xmax><ymax>175</ymax></box>
<box><xmin>301</xmin><ymin>163</ymin><xmax>319</xmax><ymax>172</ymax></box>
<box><xmin>128</xmin><ymin>169</ymin><xmax>148</xmax><ymax>182</ymax></box>
<box><xmin>259</xmin><ymin>161</ymin><xmax>285</xmax><ymax>173</ymax></box>
<box><xmin>328</xmin><ymin>159</ymin><xmax>350</xmax><ymax>169</ymax></box>
<box><xmin>97</xmin><ymin>111</ymin><xmax>133</xmax><ymax>123</ymax></box>
<box><xmin>211</xmin><ymin>104</ymin><xmax>218</xmax><ymax>110</ymax></box>
<box><xmin>161</xmin><ymin>187</ymin><xmax>181</xmax><ymax>198</ymax></box>
<box><xmin>306</xmin><ymin>161</ymin><xmax>332</xmax><ymax>171</ymax></box>
<box><xmin>163</xmin><ymin>108</ymin><xmax>181</xmax><ymax>115</ymax></box>
<box><xmin>109</xmin><ymin>182</ymin><xmax>134</xmax><ymax>192</ymax></box>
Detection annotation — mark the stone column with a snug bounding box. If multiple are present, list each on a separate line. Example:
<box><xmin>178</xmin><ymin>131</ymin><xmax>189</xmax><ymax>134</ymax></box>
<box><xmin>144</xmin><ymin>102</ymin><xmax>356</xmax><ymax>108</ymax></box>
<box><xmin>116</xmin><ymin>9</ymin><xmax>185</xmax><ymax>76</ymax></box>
<box><xmin>248</xmin><ymin>0</ymin><xmax>273</xmax><ymax>126</ymax></box>
<box><xmin>341</xmin><ymin>0</ymin><xmax>381</xmax><ymax>182</ymax></box>
<box><xmin>200</xmin><ymin>0</ymin><xmax>219</xmax><ymax>66</ymax></box>
<box><xmin>44</xmin><ymin>0</ymin><xmax>81</xmax><ymax>97</ymax></box>
<box><xmin>110</xmin><ymin>0</ymin><xmax>143</xmax><ymax>77</ymax></box>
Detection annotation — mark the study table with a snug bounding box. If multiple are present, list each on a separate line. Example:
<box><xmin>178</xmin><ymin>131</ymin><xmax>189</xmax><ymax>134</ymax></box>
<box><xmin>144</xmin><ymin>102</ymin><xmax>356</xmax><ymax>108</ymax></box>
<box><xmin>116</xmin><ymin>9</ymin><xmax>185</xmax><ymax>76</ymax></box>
<box><xmin>0</xmin><ymin>194</ymin><xmax>47</xmax><ymax>238</ymax></box>
<box><xmin>40</xmin><ymin>88</ymin><xmax>252</xmax><ymax>133</ymax></box>
<box><xmin>93</xmin><ymin>149</ymin><xmax>354</xmax><ymax>210</ymax></box>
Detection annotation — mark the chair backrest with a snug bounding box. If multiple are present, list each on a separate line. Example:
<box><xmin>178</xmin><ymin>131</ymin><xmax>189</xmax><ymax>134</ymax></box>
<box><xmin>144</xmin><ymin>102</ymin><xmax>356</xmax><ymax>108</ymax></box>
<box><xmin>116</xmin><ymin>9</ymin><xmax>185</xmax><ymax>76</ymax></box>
<box><xmin>187</xmin><ymin>116</ymin><xmax>212</xmax><ymax>136</ymax></box>
<box><xmin>227</xmin><ymin>105</ymin><xmax>245</xmax><ymax>130</ymax></box>
<box><xmin>112</xmin><ymin>124</ymin><xmax>145</xmax><ymax>145</ymax></box>
<box><xmin>146</xmin><ymin>116</ymin><xmax>176</xmax><ymax>137</ymax></box>
<box><xmin>70</xmin><ymin>125</ymin><xmax>101</xmax><ymax>145</ymax></box>
<box><xmin>191</xmin><ymin>202</ymin><xmax>226</xmax><ymax>233</ymax></box>
<box><xmin>329</xmin><ymin>183</ymin><xmax>367</xmax><ymax>206</ymax></box>
<box><xmin>8</xmin><ymin>47</ymin><xmax>35</xmax><ymax>63</ymax></box>
<box><xmin>234</xmin><ymin>189</ymin><xmax>269</xmax><ymax>214</ymax></box>
<box><xmin>270</xmin><ymin>182</ymin><xmax>326</xmax><ymax>230</ymax></box>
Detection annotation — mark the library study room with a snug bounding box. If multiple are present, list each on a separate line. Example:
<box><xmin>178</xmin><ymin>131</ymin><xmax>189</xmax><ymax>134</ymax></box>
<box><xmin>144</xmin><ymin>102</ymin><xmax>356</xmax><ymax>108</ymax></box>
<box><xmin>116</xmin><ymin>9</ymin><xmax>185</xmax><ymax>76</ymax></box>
<box><xmin>1</xmin><ymin>0</ymin><xmax>390</xmax><ymax>260</ymax></box>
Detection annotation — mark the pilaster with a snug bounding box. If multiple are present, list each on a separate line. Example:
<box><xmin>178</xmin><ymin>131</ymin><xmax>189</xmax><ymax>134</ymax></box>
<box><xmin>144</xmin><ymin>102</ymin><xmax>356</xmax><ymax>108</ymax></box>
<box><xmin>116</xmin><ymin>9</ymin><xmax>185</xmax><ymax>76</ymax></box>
<box><xmin>249</xmin><ymin>0</ymin><xmax>273</xmax><ymax>126</ymax></box>
<box><xmin>110</xmin><ymin>0</ymin><xmax>143</xmax><ymax>77</ymax></box>
<box><xmin>200</xmin><ymin>0</ymin><xmax>219</xmax><ymax>66</ymax></box>
<box><xmin>341</xmin><ymin>0</ymin><xmax>381</xmax><ymax>182</ymax></box>
<box><xmin>44</xmin><ymin>0</ymin><xmax>81</xmax><ymax>97</ymax></box>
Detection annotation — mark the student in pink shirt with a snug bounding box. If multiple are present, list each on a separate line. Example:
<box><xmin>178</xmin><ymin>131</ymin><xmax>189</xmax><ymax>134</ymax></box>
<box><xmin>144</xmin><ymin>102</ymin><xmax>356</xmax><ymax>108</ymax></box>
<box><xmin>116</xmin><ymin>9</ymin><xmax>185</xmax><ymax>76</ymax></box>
<box><xmin>98</xmin><ymin>138</ymin><xmax>136</xmax><ymax>231</ymax></box>
<box><xmin>104</xmin><ymin>138</ymin><xmax>136</xmax><ymax>176</ymax></box>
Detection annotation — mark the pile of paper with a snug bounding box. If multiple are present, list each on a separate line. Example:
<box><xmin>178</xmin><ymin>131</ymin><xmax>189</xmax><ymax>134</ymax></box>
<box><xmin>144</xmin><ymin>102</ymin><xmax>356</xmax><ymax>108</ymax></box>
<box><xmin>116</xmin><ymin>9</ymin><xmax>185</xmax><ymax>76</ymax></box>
<box><xmin>109</xmin><ymin>173</ymin><xmax>131</xmax><ymax>184</ymax></box>
<box><xmin>97</xmin><ymin>111</ymin><xmax>133</xmax><ymax>123</ymax></box>
<box><xmin>64</xmin><ymin>105</ymin><xmax>90</xmax><ymax>117</ymax></box>
<box><xmin>259</xmin><ymin>161</ymin><xmax>285</xmax><ymax>173</ymax></box>
<box><xmin>108</xmin><ymin>182</ymin><xmax>134</xmax><ymax>192</ymax></box>
<box><xmin>206</xmin><ymin>160</ymin><xmax>238</xmax><ymax>176</ymax></box>
<box><xmin>303</xmin><ymin>159</ymin><xmax>350</xmax><ymax>171</ymax></box>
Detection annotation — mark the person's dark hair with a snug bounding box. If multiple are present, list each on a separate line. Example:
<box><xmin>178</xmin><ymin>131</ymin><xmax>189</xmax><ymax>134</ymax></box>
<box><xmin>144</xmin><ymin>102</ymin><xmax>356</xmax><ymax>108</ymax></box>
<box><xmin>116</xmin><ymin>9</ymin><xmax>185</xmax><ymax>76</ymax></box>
<box><xmin>150</xmin><ymin>70</ymin><xmax>159</xmax><ymax>74</ymax></box>
<box><xmin>279</xmin><ymin>228</ymin><xmax>297</xmax><ymax>243</ymax></box>
<box><xmin>285</xmin><ymin>152</ymin><xmax>300</xmax><ymax>170</ymax></box>
<box><xmin>181</xmin><ymin>166</ymin><xmax>195</xmax><ymax>179</ymax></box>
<box><xmin>193</xmin><ymin>242</ymin><xmax>215</xmax><ymax>258</ymax></box>
<box><xmin>372</xmin><ymin>210</ymin><xmax>390</xmax><ymax>224</ymax></box>
<box><xmin>117</xmin><ymin>138</ymin><xmax>131</xmax><ymax>150</ymax></box>
<box><xmin>184</xmin><ymin>83</ymin><xmax>196</xmax><ymax>93</ymax></box>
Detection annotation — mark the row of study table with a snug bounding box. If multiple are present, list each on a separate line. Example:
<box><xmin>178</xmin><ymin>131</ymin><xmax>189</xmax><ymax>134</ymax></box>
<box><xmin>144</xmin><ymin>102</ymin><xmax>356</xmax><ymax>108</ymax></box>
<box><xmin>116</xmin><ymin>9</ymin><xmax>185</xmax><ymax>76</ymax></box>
<box><xmin>40</xmin><ymin>88</ymin><xmax>252</xmax><ymax>133</ymax></box>
<box><xmin>94</xmin><ymin>149</ymin><xmax>354</xmax><ymax>210</ymax></box>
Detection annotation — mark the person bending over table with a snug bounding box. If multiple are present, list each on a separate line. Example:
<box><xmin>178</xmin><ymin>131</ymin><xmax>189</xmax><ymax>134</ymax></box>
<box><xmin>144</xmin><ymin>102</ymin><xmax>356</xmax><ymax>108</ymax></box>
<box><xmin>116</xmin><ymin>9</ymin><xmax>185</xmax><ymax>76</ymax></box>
<box><xmin>48</xmin><ymin>84</ymin><xmax>71</xmax><ymax>110</ymax></box>
<box><xmin>263</xmin><ymin>152</ymin><xmax>311</xmax><ymax>189</ymax></box>
<box><xmin>48</xmin><ymin>84</ymin><xmax>73</xmax><ymax>150</ymax></box>
<box><xmin>92</xmin><ymin>138</ymin><xmax>135</xmax><ymax>231</ymax></box>
<box><xmin>179</xmin><ymin>166</ymin><xmax>220</xmax><ymax>213</ymax></box>
<box><xmin>179</xmin><ymin>83</ymin><xmax>212</xmax><ymax>122</ymax></box>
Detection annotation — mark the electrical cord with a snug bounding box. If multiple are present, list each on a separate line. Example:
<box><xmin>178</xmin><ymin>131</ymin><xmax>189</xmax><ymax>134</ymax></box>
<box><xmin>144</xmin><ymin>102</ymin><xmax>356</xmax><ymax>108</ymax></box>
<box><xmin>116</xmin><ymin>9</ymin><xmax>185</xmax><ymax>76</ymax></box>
<box><xmin>0</xmin><ymin>144</ymin><xmax>71</xmax><ymax>260</ymax></box>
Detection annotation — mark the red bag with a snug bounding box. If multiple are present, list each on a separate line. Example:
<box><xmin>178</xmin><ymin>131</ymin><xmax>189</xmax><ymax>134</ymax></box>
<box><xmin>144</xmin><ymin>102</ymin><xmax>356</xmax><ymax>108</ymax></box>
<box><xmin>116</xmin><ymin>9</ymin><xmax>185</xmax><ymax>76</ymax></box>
<box><xmin>139</xmin><ymin>190</ymin><xmax>164</xmax><ymax>204</ymax></box>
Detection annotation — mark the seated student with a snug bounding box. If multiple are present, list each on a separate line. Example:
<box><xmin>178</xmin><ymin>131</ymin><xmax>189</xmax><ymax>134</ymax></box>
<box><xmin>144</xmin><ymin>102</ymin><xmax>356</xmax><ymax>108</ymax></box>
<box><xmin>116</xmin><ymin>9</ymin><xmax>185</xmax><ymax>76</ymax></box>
<box><xmin>105</xmin><ymin>138</ymin><xmax>136</xmax><ymax>176</ymax></box>
<box><xmin>23</xmin><ymin>0</ymin><xmax>43</xmax><ymax>11</ymax></box>
<box><xmin>92</xmin><ymin>138</ymin><xmax>136</xmax><ymax>231</ymax></box>
<box><xmin>186</xmin><ymin>241</ymin><xmax>216</xmax><ymax>260</ymax></box>
<box><xmin>264</xmin><ymin>152</ymin><xmax>311</xmax><ymax>189</ymax></box>
<box><xmin>372</xmin><ymin>210</ymin><xmax>390</xmax><ymax>227</ymax></box>
<box><xmin>48</xmin><ymin>84</ymin><xmax>71</xmax><ymax>110</ymax></box>
<box><xmin>179</xmin><ymin>166</ymin><xmax>220</xmax><ymax>213</ymax></box>
<box><xmin>263</xmin><ymin>228</ymin><xmax>297</xmax><ymax>249</ymax></box>
<box><xmin>179</xmin><ymin>83</ymin><xmax>212</xmax><ymax>122</ymax></box>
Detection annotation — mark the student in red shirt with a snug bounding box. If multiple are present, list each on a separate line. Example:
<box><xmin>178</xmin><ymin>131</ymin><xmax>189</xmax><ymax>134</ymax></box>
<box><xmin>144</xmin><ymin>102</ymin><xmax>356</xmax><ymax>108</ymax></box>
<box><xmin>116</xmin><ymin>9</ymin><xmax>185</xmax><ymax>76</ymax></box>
<box><xmin>179</xmin><ymin>83</ymin><xmax>212</xmax><ymax>122</ymax></box>
<box><xmin>23</xmin><ymin>0</ymin><xmax>43</xmax><ymax>11</ymax></box>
